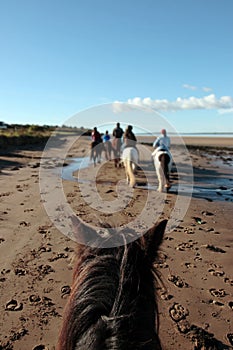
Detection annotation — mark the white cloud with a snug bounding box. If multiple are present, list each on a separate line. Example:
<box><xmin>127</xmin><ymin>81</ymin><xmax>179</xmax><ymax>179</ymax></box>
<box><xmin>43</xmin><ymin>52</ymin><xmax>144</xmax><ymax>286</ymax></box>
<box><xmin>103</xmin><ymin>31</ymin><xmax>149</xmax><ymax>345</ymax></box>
<box><xmin>183</xmin><ymin>84</ymin><xmax>213</xmax><ymax>93</ymax></box>
<box><xmin>183</xmin><ymin>84</ymin><xmax>197</xmax><ymax>90</ymax></box>
<box><xmin>202</xmin><ymin>86</ymin><xmax>213</xmax><ymax>92</ymax></box>
<box><xmin>218</xmin><ymin>107</ymin><xmax>233</xmax><ymax>114</ymax></box>
<box><xmin>113</xmin><ymin>94</ymin><xmax>233</xmax><ymax>112</ymax></box>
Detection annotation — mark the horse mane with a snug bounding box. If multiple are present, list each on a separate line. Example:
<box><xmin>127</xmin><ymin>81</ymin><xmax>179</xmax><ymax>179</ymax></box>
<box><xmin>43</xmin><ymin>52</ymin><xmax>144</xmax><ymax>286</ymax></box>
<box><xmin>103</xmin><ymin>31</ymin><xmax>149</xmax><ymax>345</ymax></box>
<box><xmin>57</xmin><ymin>220</ymin><xmax>166</xmax><ymax>350</ymax></box>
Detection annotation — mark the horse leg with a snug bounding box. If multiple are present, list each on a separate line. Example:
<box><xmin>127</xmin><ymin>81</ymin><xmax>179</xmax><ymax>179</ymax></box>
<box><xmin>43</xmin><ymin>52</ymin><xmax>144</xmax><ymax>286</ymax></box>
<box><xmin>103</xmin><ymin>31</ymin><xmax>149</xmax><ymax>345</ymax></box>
<box><xmin>117</xmin><ymin>148</ymin><xmax>121</xmax><ymax>167</ymax></box>
<box><xmin>104</xmin><ymin>144</ymin><xmax>108</xmax><ymax>160</ymax></box>
<box><xmin>93</xmin><ymin>152</ymin><xmax>96</xmax><ymax>166</ymax></box>
<box><xmin>97</xmin><ymin>149</ymin><xmax>101</xmax><ymax>163</ymax></box>
<box><xmin>90</xmin><ymin>144</ymin><xmax>93</xmax><ymax>161</ymax></box>
<box><xmin>90</xmin><ymin>142</ymin><xmax>97</xmax><ymax>166</ymax></box>
<box><xmin>92</xmin><ymin>147</ymin><xmax>97</xmax><ymax>167</ymax></box>
<box><xmin>163</xmin><ymin>154</ymin><xmax>171</xmax><ymax>191</ymax></box>
<box><xmin>104</xmin><ymin>142</ymin><xmax>111</xmax><ymax>161</ymax></box>
<box><xmin>108</xmin><ymin>143</ymin><xmax>112</xmax><ymax>160</ymax></box>
<box><xmin>114</xmin><ymin>150</ymin><xmax>119</xmax><ymax>167</ymax></box>
<box><xmin>126</xmin><ymin>168</ymin><xmax>130</xmax><ymax>184</ymax></box>
<box><xmin>156</xmin><ymin>165</ymin><xmax>163</xmax><ymax>192</ymax></box>
<box><xmin>158</xmin><ymin>153</ymin><xmax>170</xmax><ymax>192</ymax></box>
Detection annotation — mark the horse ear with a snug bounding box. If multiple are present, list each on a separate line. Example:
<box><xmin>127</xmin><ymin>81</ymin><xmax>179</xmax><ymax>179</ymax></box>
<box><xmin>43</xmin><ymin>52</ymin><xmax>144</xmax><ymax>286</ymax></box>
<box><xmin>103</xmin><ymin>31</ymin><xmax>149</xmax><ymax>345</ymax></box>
<box><xmin>70</xmin><ymin>215</ymin><xmax>98</xmax><ymax>245</ymax></box>
<box><xmin>143</xmin><ymin>219</ymin><xmax>167</xmax><ymax>262</ymax></box>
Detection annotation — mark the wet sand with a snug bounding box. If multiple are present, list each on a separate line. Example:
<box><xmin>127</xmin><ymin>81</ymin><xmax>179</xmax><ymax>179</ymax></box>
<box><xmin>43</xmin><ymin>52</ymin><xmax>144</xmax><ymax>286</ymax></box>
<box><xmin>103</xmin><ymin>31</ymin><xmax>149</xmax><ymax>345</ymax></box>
<box><xmin>0</xmin><ymin>136</ymin><xmax>232</xmax><ymax>349</ymax></box>
<box><xmin>179</xmin><ymin>136</ymin><xmax>233</xmax><ymax>147</ymax></box>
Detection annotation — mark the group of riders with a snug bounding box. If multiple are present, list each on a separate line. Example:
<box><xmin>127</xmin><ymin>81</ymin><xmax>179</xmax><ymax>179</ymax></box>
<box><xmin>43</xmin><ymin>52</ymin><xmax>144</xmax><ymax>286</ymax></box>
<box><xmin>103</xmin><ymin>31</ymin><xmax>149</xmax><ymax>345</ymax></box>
<box><xmin>90</xmin><ymin>123</ymin><xmax>171</xmax><ymax>168</ymax></box>
<box><xmin>90</xmin><ymin>122</ymin><xmax>138</xmax><ymax>167</ymax></box>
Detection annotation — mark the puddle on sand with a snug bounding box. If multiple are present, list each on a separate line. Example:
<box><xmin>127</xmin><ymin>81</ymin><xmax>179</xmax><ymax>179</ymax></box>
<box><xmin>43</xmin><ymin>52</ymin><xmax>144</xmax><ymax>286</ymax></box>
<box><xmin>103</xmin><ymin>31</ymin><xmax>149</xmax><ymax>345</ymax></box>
<box><xmin>62</xmin><ymin>157</ymin><xmax>90</xmax><ymax>181</ymax></box>
<box><xmin>61</xmin><ymin>157</ymin><xmax>233</xmax><ymax>202</ymax></box>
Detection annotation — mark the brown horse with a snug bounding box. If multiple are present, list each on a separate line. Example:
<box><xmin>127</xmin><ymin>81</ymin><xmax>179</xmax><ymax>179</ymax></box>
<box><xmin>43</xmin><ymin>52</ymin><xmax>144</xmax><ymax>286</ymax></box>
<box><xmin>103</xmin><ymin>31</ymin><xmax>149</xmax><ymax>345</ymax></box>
<box><xmin>57</xmin><ymin>218</ymin><xmax>167</xmax><ymax>350</ymax></box>
<box><xmin>90</xmin><ymin>141</ymin><xmax>104</xmax><ymax>166</ymax></box>
<box><xmin>111</xmin><ymin>138</ymin><xmax>122</xmax><ymax>167</ymax></box>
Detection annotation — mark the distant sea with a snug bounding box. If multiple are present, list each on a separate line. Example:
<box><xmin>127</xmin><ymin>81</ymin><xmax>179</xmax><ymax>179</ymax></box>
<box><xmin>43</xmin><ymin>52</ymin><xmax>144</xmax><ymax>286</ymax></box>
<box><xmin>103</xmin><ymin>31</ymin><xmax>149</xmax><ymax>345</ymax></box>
<box><xmin>178</xmin><ymin>133</ymin><xmax>233</xmax><ymax>138</ymax></box>
<box><xmin>137</xmin><ymin>132</ymin><xmax>233</xmax><ymax>138</ymax></box>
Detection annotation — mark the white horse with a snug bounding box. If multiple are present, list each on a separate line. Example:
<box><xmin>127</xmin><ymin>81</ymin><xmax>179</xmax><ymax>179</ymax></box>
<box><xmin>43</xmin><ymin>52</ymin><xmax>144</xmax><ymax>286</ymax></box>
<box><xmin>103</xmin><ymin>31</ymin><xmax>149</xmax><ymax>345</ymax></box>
<box><xmin>121</xmin><ymin>147</ymin><xmax>139</xmax><ymax>188</ymax></box>
<box><xmin>152</xmin><ymin>147</ymin><xmax>172</xmax><ymax>192</ymax></box>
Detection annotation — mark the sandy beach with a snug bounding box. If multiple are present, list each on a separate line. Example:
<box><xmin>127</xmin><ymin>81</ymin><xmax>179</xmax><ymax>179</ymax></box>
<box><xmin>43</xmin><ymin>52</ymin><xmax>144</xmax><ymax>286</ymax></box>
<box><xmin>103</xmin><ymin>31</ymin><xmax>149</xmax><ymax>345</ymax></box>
<box><xmin>0</xmin><ymin>135</ymin><xmax>233</xmax><ymax>350</ymax></box>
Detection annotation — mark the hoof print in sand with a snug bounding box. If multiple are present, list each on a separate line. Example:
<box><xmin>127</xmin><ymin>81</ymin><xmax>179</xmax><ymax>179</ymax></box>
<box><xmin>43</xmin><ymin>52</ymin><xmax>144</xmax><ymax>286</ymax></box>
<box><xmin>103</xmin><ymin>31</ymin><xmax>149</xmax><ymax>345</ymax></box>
<box><xmin>168</xmin><ymin>274</ymin><xmax>188</xmax><ymax>288</ymax></box>
<box><xmin>176</xmin><ymin>241</ymin><xmax>196</xmax><ymax>251</ymax></box>
<box><xmin>19</xmin><ymin>221</ymin><xmax>30</xmax><ymax>227</ymax></box>
<box><xmin>194</xmin><ymin>255</ymin><xmax>203</xmax><ymax>262</ymax></box>
<box><xmin>154</xmin><ymin>252</ymin><xmax>168</xmax><ymax>268</ymax></box>
<box><xmin>33</xmin><ymin>345</ymin><xmax>49</xmax><ymax>350</ymax></box>
<box><xmin>208</xmin><ymin>268</ymin><xmax>225</xmax><ymax>277</ymax></box>
<box><xmin>184</xmin><ymin>227</ymin><xmax>195</xmax><ymax>234</ymax></box>
<box><xmin>61</xmin><ymin>285</ymin><xmax>71</xmax><ymax>298</ymax></box>
<box><xmin>202</xmin><ymin>211</ymin><xmax>214</xmax><ymax>216</ymax></box>
<box><xmin>37</xmin><ymin>264</ymin><xmax>55</xmax><ymax>278</ymax></box>
<box><xmin>209</xmin><ymin>288</ymin><xmax>227</xmax><ymax>298</ymax></box>
<box><xmin>208</xmin><ymin>299</ymin><xmax>224</xmax><ymax>307</ymax></box>
<box><xmin>159</xmin><ymin>289</ymin><xmax>173</xmax><ymax>301</ymax></box>
<box><xmin>29</xmin><ymin>294</ymin><xmax>41</xmax><ymax>304</ymax></box>
<box><xmin>38</xmin><ymin>225</ymin><xmax>51</xmax><ymax>235</ymax></box>
<box><xmin>184</xmin><ymin>262</ymin><xmax>197</xmax><ymax>268</ymax></box>
<box><xmin>169</xmin><ymin>303</ymin><xmax>189</xmax><ymax>322</ymax></box>
<box><xmin>48</xmin><ymin>252</ymin><xmax>68</xmax><ymax>262</ymax></box>
<box><xmin>177</xmin><ymin>319</ymin><xmax>191</xmax><ymax>334</ymax></box>
<box><xmin>5</xmin><ymin>299</ymin><xmax>23</xmax><ymax>311</ymax></box>
<box><xmin>14</xmin><ymin>267</ymin><xmax>27</xmax><ymax>276</ymax></box>
<box><xmin>192</xmin><ymin>217</ymin><xmax>206</xmax><ymax>225</ymax></box>
<box><xmin>224</xmin><ymin>277</ymin><xmax>233</xmax><ymax>286</ymax></box>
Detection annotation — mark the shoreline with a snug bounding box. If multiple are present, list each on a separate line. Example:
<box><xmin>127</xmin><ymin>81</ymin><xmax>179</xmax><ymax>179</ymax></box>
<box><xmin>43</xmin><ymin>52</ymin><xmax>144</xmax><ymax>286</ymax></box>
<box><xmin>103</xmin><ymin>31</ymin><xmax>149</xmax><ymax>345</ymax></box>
<box><xmin>175</xmin><ymin>136</ymin><xmax>233</xmax><ymax>148</ymax></box>
<box><xmin>137</xmin><ymin>135</ymin><xmax>233</xmax><ymax>148</ymax></box>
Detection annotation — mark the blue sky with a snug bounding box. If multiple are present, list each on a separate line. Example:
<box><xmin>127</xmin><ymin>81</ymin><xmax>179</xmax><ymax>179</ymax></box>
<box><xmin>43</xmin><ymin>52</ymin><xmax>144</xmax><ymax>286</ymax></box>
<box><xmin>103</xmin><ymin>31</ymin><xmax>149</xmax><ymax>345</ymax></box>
<box><xmin>0</xmin><ymin>0</ymin><xmax>233</xmax><ymax>133</ymax></box>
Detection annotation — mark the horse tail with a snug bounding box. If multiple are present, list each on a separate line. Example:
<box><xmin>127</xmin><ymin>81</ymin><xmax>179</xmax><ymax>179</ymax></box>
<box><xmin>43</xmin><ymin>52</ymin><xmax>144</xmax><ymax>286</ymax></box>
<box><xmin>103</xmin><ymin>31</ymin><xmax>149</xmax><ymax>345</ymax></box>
<box><xmin>159</xmin><ymin>153</ymin><xmax>170</xmax><ymax>182</ymax></box>
<box><xmin>125</xmin><ymin>159</ymin><xmax>136</xmax><ymax>187</ymax></box>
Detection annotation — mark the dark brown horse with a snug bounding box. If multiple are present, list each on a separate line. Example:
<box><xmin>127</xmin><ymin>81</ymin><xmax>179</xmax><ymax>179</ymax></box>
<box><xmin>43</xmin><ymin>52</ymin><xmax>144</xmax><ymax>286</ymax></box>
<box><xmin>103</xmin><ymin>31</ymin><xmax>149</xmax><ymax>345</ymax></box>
<box><xmin>57</xmin><ymin>218</ymin><xmax>167</xmax><ymax>350</ymax></box>
<box><xmin>90</xmin><ymin>141</ymin><xmax>104</xmax><ymax>166</ymax></box>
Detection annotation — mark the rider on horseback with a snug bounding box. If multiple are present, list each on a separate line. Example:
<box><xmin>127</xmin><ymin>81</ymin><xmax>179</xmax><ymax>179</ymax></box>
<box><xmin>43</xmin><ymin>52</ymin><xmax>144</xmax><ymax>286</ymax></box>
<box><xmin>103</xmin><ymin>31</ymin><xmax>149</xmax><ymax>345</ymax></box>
<box><xmin>123</xmin><ymin>125</ymin><xmax>139</xmax><ymax>161</ymax></box>
<box><xmin>152</xmin><ymin>129</ymin><xmax>172</xmax><ymax>191</ymax></box>
<box><xmin>91</xmin><ymin>127</ymin><xmax>102</xmax><ymax>144</ymax></box>
<box><xmin>153</xmin><ymin>128</ymin><xmax>170</xmax><ymax>150</ymax></box>
<box><xmin>112</xmin><ymin>122</ymin><xmax>124</xmax><ymax>167</ymax></box>
<box><xmin>90</xmin><ymin>127</ymin><xmax>102</xmax><ymax>162</ymax></box>
<box><xmin>123</xmin><ymin>125</ymin><xmax>137</xmax><ymax>148</ymax></box>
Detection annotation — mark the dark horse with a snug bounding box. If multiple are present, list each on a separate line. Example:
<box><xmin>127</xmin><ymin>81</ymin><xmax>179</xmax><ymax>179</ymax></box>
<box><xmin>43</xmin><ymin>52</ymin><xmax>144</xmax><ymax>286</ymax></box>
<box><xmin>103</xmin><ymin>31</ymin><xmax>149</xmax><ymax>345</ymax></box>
<box><xmin>57</xmin><ymin>218</ymin><xmax>167</xmax><ymax>350</ymax></box>
<box><xmin>90</xmin><ymin>141</ymin><xmax>104</xmax><ymax>166</ymax></box>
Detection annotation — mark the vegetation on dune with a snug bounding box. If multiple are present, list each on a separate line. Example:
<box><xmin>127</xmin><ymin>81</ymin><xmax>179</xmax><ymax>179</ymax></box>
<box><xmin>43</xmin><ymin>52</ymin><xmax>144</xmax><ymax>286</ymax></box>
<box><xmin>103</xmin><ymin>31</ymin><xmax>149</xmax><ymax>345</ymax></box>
<box><xmin>0</xmin><ymin>123</ymin><xmax>91</xmax><ymax>148</ymax></box>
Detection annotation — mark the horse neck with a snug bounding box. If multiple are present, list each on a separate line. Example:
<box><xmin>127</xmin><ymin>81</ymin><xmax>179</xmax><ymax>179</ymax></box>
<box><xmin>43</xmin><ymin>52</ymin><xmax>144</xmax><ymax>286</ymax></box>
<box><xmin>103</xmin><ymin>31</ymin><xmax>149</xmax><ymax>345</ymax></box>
<box><xmin>113</xmin><ymin>243</ymin><xmax>160</xmax><ymax>337</ymax></box>
<box><xmin>58</xmin><ymin>242</ymin><xmax>161</xmax><ymax>350</ymax></box>
<box><xmin>98</xmin><ymin>241</ymin><xmax>161</xmax><ymax>350</ymax></box>
<box><xmin>57</xmin><ymin>246</ymin><xmax>121</xmax><ymax>350</ymax></box>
